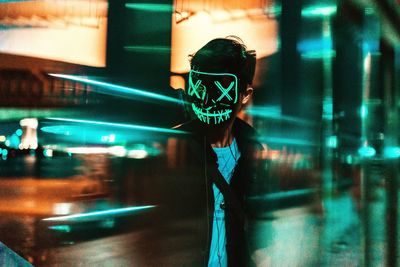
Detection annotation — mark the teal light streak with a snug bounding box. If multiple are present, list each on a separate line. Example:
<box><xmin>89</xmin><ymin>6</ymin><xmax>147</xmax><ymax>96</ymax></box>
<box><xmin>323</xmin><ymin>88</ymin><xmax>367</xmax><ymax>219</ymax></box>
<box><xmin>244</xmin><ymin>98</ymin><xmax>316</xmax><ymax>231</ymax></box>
<box><xmin>48</xmin><ymin>74</ymin><xmax>182</xmax><ymax>105</ymax></box>
<box><xmin>125</xmin><ymin>3</ymin><xmax>172</xmax><ymax>12</ymax></box>
<box><xmin>249</xmin><ymin>188</ymin><xmax>317</xmax><ymax>201</ymax></box>
<box><xmin>124</xmin><ymin>46</ymin><xmax>171</xmax><ymax>54</ymax></box>
<box><xmin>302</xmin><ymin>5</ymin><xmax>337</xmax><ymax>17</ymax></box>
<box><xmin>0</xmin><ymin>108</ymin><xmax>79</xmax><ymax>121</ymax></box>
<box><xmin>43</xmin><ymin>205</ymin><xmax>155</xmax><ymax>222</ymax></box>
<box><xmin>259</xmin><ymin>137</ymin><xmax>316</xmax><ymax>146</ymax></box>
<box><xmin>44</xmin><ymin>118</ymin><xmax>186</xmax><ymax>135</ymax></box>
<box><xmin>358</xmin><ymin>146</ymin><xmax>376</xmax><ymax>157</ymax></box>
<box><xmin>246</xmin><ymin>106</ymin><xmax>315</xmax><ymax>126</ymax></box>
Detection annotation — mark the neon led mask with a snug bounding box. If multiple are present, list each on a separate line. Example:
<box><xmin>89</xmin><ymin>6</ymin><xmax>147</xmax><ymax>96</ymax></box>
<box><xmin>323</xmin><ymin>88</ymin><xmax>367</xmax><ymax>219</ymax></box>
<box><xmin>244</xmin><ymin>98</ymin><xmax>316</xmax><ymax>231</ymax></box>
<box><xmin>188</xmin><ymin>70</ymin><xmax>239</xmax><ymax>125</ymax></box>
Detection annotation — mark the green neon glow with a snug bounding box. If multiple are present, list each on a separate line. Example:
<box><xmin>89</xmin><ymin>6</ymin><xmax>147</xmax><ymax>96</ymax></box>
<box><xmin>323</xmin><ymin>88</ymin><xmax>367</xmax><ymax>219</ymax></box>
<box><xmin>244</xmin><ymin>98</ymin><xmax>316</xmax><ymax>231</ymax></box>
<box><xmin>43</xmin><ymin>205</ymin><xmax>155</xmax><ymax>222</ymax></box>
<box><xmin>188</xmin><ymin>70</ymin><xmax>238</xmax><ymax>125</ymax></box>
<box><xmin>302</xmin><ymin>5</ymin><xmax>337</xmax><ymax>17</ymax></box>
<box><xmin>125</xmin><ymin>3</ymin><xmax>172</xmax><ymax>12</ymax></box>
<box><xmin>215</xmin><ymin>81</ymin><xmax>234</xmax><ymax>102</ymax></box>
<box><xmin>189</xmin><ymin>70</ymin><xmax>238</xmax><ymax>104</ymax></box>
<box><xmin>358</xmin><ymin>146</ymin><xmax>376</xmax><ymax>157</ymax></box>
<box><xmin>48</xmin><ymin>74</ymin><xmax>182</xmax><ymax>105</ymax></box>
<box><xmin>191</xmin><ymin>103</ymin><xmax>232</xmax><ymax>124</ymax></box>
<box><xmin>44</xmin><ymin>118</ymin><xmax>186</xmax><ymax>135</ymax></box>
<box><xmin>124</xmin><ymin>45</ymin><xmax>171</xmax><ymax>53</ymax></box>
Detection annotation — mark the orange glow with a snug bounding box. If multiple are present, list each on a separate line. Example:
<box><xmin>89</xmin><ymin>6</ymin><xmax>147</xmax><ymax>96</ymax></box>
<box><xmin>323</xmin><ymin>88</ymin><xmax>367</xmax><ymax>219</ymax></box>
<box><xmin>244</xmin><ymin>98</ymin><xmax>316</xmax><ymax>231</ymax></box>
<box><xmin>170</xmin><ymin>75</ymin><xmax>186</xmax><ymax>90</ymax></box>
<box><xmin>170</xmin><ymin>8</ymin><xmax>278</xmax><ymax>74</ymax></box>
<box><xmin>0</xmin><ymin>177</ymin><xmax>107</xmax><ymax>215</ymax></box>
<box><xmin>0</xmin><ymin>1</ymin><xmax>108</xmax><ymax>67</ymax></box>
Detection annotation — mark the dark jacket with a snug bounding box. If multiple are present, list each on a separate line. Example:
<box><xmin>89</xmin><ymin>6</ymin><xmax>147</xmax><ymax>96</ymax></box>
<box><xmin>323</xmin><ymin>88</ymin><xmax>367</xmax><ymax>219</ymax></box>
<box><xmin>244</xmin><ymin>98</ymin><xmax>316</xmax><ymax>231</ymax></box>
<box><xmin>174</xmin><ymin>118</ymin><xmax>263</xmax><ymax>267</ymax></box>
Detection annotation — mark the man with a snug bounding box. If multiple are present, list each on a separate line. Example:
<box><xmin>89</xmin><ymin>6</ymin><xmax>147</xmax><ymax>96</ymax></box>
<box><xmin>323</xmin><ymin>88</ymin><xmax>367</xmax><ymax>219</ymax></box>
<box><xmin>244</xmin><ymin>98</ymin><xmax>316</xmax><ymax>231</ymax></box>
<box><xmin>174</xmin><ymin>36</ymin><xmax>261</xmax><ymax>267</ymax></box>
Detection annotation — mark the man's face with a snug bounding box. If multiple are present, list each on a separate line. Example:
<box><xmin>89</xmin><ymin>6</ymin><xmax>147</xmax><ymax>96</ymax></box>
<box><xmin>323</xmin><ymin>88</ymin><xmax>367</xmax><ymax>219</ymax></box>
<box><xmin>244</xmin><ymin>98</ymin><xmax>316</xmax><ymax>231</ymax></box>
<box><xmin>188</xmin><ymin>70</ymin><xmax>239</xmax><ymax>125</ymax></box>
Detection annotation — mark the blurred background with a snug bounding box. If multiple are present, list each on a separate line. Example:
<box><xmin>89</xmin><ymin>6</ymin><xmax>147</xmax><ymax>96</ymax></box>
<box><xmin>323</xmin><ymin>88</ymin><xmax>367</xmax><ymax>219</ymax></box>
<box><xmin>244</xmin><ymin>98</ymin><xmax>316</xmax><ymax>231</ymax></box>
<box><xmin>0</xmin><ymin>0</ymin><xmax>399</xmax><ymax>266</ymax></box>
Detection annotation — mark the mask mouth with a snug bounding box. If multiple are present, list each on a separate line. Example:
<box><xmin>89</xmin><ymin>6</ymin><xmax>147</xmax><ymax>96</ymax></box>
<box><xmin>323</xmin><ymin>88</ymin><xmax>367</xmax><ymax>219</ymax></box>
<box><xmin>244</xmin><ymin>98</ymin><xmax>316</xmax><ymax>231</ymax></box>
<box><xmin>192</xmin><ymin>103</ymin><xmax>233</xmax><ymax>124</ymax></box>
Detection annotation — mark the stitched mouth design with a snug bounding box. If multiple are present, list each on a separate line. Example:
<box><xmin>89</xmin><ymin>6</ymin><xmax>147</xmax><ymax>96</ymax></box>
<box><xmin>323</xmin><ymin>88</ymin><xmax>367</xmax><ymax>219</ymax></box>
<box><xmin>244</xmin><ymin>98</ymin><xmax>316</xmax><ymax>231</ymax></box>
<box><xmin>192</xmin><ymin>103</ymin><xmax>232</xmax><ymax>124</ymax></box>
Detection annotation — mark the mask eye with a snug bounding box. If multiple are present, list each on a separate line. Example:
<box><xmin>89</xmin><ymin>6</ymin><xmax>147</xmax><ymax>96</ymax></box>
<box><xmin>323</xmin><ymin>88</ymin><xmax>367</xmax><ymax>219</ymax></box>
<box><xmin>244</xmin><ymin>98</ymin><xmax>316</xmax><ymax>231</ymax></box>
<box><xmin>189</xmin><ymin>80</ymin><xmax>208</xmax><ymax>102</ymax></box>
<box><xmin>189</xmin><ymin>79</ymin><xmax>202</xmax><ymax>98</ymax></box>
<box><xmin>214</xmin><ymin>81</ymin><xmax>234</xmax><ymax>102</ymax></box>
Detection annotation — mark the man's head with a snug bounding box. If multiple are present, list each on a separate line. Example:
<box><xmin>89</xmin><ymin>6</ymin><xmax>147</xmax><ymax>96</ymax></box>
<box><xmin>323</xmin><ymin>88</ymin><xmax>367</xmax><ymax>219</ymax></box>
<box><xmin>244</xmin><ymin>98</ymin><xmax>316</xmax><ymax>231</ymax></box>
<box><xmin>188</xmin><ymin>36</ymin><xmax>256</xmax><ymax>125</ymax></box>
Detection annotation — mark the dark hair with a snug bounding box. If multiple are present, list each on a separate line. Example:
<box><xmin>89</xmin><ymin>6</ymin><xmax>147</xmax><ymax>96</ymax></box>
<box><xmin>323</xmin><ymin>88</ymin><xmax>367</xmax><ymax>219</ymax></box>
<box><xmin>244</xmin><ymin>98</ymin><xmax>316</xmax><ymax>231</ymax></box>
<box><xmin>189</xmin><ymin>36</ymin><xmax>256</xmax><ymax>89</ymax></box>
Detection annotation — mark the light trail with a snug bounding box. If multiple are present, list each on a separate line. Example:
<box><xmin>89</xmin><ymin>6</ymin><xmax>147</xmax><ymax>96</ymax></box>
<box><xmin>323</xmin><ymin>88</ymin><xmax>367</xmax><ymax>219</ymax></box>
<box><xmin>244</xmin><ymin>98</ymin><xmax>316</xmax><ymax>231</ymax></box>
<box><xmin>43</xmin><ymin>205</ymin><xmax>156</xmax><ymax>222</ymax></box>
<box><xmin>44</xmin><ymin>117</ymin><xmax>186</xmax><ymax>135</ymax></box>
<box><xmin>125</xmin><ymin>3</ymin><xmax>172</xmax><ymax>12</ymax></box>
<box><xmin>245</xmin><ymin>106</ymin><xmax>315</xmax><ymax>126</ymax></box>
<box><xmin>48</xmin><ymin>73</ymin><xmax>183</xmax><ymax>105</ymax></box>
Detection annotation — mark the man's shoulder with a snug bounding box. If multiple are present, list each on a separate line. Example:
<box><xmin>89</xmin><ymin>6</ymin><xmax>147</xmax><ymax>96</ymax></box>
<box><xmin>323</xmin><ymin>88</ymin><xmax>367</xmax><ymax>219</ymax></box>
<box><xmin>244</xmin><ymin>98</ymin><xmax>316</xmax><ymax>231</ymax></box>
<box><xmin>233</xmin><ymin>118</ymin><xmax>256</xmax><ymax>135</ymax></box>
<box><xmin>233</xmin><ymin>118</ymin><xmax>264</xmax><ymax>151</ymax></box>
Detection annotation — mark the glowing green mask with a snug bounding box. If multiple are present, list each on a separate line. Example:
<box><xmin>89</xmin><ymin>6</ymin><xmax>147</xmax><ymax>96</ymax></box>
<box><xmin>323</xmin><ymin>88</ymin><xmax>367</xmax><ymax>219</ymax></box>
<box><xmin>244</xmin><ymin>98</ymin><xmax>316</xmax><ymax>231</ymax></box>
<box><xmin>188</xmin><ymin>70</ymin><xmax>239</xmax><ymax>125</ymax></box>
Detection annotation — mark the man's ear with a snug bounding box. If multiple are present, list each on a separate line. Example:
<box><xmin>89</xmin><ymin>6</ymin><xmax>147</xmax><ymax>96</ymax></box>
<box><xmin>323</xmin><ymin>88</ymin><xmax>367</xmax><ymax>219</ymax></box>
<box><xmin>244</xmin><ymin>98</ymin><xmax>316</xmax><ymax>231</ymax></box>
<box><xmin>241</xmin><ymin>87</ymin><xmax>253</xmax><ymax>105</ymax></box>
